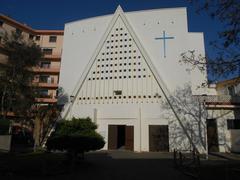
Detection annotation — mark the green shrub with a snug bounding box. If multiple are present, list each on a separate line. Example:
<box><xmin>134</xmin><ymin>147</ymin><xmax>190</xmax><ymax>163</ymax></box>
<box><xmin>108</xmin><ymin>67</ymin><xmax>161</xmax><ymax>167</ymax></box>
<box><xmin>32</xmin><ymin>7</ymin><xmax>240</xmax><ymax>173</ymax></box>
<box><xmin>46</xmin><ymin>117</ymin><xmax>105</xmax><ymax>153</ymax></box>
<box><xmin>0</xmin><ymin>119</ymin><xmax>10</xmax><ymax>135</ymax></box>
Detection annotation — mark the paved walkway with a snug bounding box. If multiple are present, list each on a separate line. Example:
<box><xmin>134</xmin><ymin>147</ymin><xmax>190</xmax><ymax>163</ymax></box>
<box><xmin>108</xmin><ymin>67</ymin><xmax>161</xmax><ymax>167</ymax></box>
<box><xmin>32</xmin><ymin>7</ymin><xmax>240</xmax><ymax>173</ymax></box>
<box><xmin>56</xmin><ymin>150</ymin><xmax>191</xmax><ymax>180</ymax></box>
<box><xmin>209</xmin><ymin>152</ymin><xmax>240</xmax><ymax>160</ymax></box>
<box><xmin>2</xmin><ymin>151</ymin><xmax>240</xmax><ymax>180</ymax></box>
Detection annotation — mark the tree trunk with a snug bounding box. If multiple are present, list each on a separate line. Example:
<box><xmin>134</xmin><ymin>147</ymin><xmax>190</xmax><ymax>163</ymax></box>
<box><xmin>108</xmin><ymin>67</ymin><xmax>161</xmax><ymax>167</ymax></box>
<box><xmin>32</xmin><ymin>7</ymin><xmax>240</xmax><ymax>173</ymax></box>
<box><xmin>1</xmin><ymin>85</ymin><xmax>7</xmax><ymax>120</ymax></box>
<box><xmin>33</xmin><ymin>116</ymin><xmax>41</xmax><ymax>150</ymax></box>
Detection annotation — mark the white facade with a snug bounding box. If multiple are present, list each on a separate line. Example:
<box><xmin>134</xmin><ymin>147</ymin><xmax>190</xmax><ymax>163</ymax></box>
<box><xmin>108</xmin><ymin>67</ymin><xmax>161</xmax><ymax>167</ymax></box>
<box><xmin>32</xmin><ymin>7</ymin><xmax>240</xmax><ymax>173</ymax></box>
<box><xmin>59</xmin><ymin>6</ymin><xmax>213</xmax><ymax>152</ymax></box>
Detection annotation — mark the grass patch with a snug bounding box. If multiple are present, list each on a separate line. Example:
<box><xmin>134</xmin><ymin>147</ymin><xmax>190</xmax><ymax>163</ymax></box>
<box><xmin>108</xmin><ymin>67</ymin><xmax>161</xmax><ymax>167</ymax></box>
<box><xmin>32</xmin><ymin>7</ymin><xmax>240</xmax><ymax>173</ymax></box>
<box><xmin>0</xmin><ymin>151</ymin><xmax>71</xmax><ymax>177</ymax></box>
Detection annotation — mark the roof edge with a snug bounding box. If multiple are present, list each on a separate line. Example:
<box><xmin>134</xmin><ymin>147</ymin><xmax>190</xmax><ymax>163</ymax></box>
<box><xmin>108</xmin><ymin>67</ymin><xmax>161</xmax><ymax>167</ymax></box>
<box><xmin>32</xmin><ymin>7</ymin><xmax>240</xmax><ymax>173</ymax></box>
<box><xmin>0</xmin><ymin>14</ymin><xmax>63</xmax><ymax>35</ymax></box>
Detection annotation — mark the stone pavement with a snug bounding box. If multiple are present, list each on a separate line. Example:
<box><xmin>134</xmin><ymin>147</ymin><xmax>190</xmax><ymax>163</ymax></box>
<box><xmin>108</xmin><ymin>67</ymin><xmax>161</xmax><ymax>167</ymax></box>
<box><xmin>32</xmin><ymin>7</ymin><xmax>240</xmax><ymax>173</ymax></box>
<box><xmin>2</xmin><ymin>150</ymin><xmax>240</xmax><ymax>180</ymax></box>
<box><xmin>209</xmin><ymin>152</ymin><xmax>240</xmax><ymax>160</ymax></box>
<box><xmin>57</xmin><ymin>150</ymin><xmax>191</xmax><ymax>180</ymax></box>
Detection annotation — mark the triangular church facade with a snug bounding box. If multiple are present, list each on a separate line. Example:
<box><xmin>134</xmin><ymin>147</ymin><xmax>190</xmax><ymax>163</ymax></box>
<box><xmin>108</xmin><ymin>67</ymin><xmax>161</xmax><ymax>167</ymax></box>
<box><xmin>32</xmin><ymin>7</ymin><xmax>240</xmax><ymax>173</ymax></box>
<box><xmin>59</xmin><ymin>6</ymin><xmax>213</xmax><ymax>152</ymax></box>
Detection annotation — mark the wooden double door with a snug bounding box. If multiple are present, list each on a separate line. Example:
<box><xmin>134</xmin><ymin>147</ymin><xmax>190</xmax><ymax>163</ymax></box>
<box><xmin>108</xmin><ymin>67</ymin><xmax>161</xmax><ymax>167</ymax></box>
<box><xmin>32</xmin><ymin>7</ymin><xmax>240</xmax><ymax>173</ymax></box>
<box><xmin>108</xmin><ymin>125</ymin><xmax>134</xmax><ymax>151</ymax></box>
<box><xmin>149</xmin><ymin>125</ymin><xmax>169</xmax><ymax>152</ymax></box>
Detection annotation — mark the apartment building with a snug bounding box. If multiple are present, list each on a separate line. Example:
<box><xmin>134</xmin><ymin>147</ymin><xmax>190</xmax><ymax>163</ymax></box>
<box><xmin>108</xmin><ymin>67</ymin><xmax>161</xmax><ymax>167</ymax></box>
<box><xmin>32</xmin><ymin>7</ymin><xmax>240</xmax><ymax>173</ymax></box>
<box><xmin>0</xmin><ymin>14</ymin><xmax>63</xmax><ymax>105</ymax></box>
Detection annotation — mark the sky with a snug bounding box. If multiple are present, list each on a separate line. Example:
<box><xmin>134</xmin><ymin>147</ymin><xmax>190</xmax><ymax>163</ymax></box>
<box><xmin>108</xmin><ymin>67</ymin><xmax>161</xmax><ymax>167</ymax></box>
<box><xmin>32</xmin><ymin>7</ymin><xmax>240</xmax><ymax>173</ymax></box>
<box><xmin>0</xmin><ymin>0</ymin><xmax>225</xmax><ymax>80</ymax></box>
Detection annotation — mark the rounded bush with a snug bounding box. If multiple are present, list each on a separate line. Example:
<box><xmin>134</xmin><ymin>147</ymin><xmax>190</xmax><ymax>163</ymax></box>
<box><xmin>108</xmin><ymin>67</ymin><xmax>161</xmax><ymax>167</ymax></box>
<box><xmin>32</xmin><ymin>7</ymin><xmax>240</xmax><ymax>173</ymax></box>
<box><xmin>46</xmin><ymin>117</ymin><xmax>105</xmax><ymax>153</ymax></box>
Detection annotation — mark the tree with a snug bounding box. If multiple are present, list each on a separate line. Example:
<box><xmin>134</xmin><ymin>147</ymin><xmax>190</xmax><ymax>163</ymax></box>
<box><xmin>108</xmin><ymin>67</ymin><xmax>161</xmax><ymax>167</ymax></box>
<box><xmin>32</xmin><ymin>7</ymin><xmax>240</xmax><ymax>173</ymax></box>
<box><xmin>0</xmin><ymin>31</ymin><xmax>42</xmax><ymax>119</ymax></box>
<box><xmin>0</xmin><ymin>118</ymin><xmax>10</xmax><ymax>135</ymax></box>
<box><xmin>181</xmin><ymin>0</ymin><xmax>240</xmax><ymax>81</ymax></box>
<box><xmin>33</xmin><ymin>104</ymin><xmax>60</xmax><ymax>149</ymax></box>
<box><xmin>46</xmin><ymin>117</ymin><xmax>105</xmax><ymax>162</ymax></box>
<box><xmin>161</xmin><ymin>83</ymin><xmax>207</xmax><ymax>153</ymax></box>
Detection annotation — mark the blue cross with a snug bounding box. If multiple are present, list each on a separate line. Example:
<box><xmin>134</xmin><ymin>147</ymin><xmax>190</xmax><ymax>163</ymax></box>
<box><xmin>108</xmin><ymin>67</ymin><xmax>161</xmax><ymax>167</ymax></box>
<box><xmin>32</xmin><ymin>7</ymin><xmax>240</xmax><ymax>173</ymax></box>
<box><xmin>155</xmin><ymin>31</ymin><xmax>174</xmax><ymax>58</ymax></box>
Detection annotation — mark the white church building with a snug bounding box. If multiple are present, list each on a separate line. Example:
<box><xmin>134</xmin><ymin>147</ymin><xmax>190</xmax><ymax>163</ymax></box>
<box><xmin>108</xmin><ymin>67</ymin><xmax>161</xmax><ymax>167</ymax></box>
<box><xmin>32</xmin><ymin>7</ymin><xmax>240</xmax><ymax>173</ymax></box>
<box><xmin>59</xmin><ymin>6</ymin><xmax>216</xmax><ymax>153</ymax></box>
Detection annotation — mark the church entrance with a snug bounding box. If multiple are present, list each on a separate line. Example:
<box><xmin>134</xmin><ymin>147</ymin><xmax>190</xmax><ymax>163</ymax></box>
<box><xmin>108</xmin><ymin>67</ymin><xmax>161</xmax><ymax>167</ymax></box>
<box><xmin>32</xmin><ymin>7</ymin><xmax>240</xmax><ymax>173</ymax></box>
<box><xmin>149</xmin><ymin>125</ymin><xmax>169</xmax><ymax>152</ymax></box>
<box><xmin>108</xmin><ymin>125</ymin><xmax>134</xmax><ymax>151</ymax></box>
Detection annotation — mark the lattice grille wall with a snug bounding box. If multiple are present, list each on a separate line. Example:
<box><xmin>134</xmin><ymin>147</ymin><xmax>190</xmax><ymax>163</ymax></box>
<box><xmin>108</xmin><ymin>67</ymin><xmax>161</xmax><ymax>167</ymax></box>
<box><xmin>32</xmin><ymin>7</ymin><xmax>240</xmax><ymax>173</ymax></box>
<box><xmin>77</xmin><ymin>16</ymin><xmax>162</xmax><ymax>104</ymax></box>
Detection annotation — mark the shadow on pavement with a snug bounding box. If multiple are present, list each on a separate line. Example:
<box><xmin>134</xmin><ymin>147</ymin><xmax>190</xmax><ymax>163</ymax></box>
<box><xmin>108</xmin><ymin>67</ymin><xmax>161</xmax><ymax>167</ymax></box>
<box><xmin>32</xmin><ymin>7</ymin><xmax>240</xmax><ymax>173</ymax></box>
<box><xmin>1</xmin><ymin>151</ymin><xmax>240</xmax><ymax>180</ymax></box>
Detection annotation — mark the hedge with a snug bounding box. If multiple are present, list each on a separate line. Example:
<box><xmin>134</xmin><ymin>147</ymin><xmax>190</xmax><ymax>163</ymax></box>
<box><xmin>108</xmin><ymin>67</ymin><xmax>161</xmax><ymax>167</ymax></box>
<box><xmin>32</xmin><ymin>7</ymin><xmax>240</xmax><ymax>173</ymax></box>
<box><xmin>46</xmin><ymin>117</ymin><xmax>105</xmax><ymax>153</ymax></box>
<box><xmin>0</xmin><ymin>119</ymin><xmax>10</xmax><ymax>135</ymax></box>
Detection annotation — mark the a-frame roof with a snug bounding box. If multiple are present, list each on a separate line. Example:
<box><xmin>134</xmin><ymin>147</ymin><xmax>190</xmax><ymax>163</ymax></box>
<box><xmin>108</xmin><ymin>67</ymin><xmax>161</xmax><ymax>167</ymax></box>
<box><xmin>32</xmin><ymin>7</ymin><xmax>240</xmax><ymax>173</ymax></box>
<box><xmin>62</xmin><ymin>5</ymin><xmax>171</xmax><ymax>119</ymax></box>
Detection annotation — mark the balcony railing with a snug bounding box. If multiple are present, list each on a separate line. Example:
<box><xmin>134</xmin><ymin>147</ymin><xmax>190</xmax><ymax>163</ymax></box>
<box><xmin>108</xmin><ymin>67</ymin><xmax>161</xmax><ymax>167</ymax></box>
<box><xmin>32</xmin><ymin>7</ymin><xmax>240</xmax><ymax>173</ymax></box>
<box><xmin>43</xmin><ymin>54</ymin><xmax>61</xmax><ymax>60</ymax></box>
<box><xmin>32</xmin><ymin>67</ymin><xmax>60</xmax><ymax>74</ymax></box>
<box><xmin>37</xmin><ymin>82</ymin><xmax>58</xmax><ymax>88</ymax></box>
<box><xmin>38</xmin><ymin>94</ymin><xmax>52</xmax><ymax>98</ymax></box>
<box><xmin>35</xmin><ymin>97</ymin><xmax>57</xmax><ymax>104</ymax></box>
<box><xmin>36</xmin><ymin>93</ymin><xmax>57</xmax><ymax>104</ymax></box>
<box><xmin>197</xmin><ymin>95</ymin><xmax>240</xmax><ymax>105</ymax></box>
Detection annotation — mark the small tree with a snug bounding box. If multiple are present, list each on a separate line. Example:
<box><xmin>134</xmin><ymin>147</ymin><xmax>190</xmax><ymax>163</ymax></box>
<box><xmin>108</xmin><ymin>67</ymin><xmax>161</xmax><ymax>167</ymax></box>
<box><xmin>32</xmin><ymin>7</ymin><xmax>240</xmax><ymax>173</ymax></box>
<box><xmin>33</xmin><ymin>104</ymin><xmax>60</xmax><ymax>149</ymax></box>
<box><xmin>46</xmin><ymin>117</ymin><xmax>105</xmax><ymax>161</ymax></box>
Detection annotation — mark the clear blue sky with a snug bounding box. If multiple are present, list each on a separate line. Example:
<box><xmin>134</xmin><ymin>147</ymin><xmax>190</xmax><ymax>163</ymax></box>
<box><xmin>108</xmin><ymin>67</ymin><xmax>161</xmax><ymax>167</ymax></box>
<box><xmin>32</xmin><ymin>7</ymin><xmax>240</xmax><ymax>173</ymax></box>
<box><xmin>0</xmin><ymin>0</ymin><xmax>224</xmax><ymax>79</ymax></box>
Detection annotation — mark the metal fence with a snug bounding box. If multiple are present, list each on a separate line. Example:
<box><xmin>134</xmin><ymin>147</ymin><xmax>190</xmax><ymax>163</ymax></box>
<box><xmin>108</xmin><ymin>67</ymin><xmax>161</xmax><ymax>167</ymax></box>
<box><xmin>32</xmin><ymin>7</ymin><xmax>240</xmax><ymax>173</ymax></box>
<box><xmin>195</xmin><ymin>95</ymin><xmax>240</xmax><ymax>104</ymax></box>
<box><xmin>174</xmin><ymin>149</ymin><xmax>201</xmax><ymax>179</ymax></box>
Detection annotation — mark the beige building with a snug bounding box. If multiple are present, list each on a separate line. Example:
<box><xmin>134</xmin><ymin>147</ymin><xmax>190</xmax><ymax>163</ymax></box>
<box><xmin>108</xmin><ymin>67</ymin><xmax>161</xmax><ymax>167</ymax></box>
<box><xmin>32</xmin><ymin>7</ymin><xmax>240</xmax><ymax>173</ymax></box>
<box><xmin>0</xmin><ymin>14</ymin><xmax>63</xmax><ymax>105</ymax></box>
<box><xmin>204</xmin><ymin>77</ymin><xmax>240</xmax><ymax>153</ymax></box>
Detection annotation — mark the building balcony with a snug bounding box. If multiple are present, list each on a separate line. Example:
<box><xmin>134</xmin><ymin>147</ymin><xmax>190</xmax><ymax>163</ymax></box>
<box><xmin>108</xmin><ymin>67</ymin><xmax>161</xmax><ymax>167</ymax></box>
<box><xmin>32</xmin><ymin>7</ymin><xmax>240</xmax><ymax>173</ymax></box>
<box><xmin>43</xmin><ymin>54</ymin><xmax>61</xmax><ymax>61</ymax></box>
<box><xmin>200</xmin><ymin>95</ymin><xmax>240</xmax><ymax>109</ymax></box>
<box><xmin>35</xmin><ymin>94</ymin><xmax>57</xmax><ymax>104</ymax></box>
<box><xmin>33</xmin><ymin>82</ymin><xmax>58</xmax><ymax>89</ymax></box>
<box><xmin>32</xmin><ymin>67</ymin><xmax>60</xmax><ymax>74</ymax></box>
<box><xmin>35</xmin><ymin>97</ymin><xmax>57</xmax><ymax>104</ymax></box>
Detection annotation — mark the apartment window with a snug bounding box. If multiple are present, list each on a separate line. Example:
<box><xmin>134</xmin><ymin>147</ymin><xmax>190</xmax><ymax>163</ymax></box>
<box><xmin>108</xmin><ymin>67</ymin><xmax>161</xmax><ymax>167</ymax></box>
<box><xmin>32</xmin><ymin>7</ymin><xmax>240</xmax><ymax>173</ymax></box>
<box><xmin>227</xmin><ymin>119</ymin><xmax>240</xmax><ymax>129</ymax></box>
<box><xmin>29</xmin><ymin>34</ymin><xmax>34</xmax><ymax>40</ymax></box>
<box><xmin>228</xmin><ymin>86</ymin><xmax>235</xmax><ymax>96</ymax></box>
<box><xmin>40</xmin><ymin>61</ymin><xmax>51</xmax><ymax>68</ymax></box>
<box><xmin>39</xmin><ymin>75</ymin><xmax>50</xmax><ymax>83</ymax></box>
<box><xmin>35</xmin><ymin>35</ymin><xmax>40</xmax><ymax>41</ymax></box>
<box><xmin>49</xmin><ymin>36</ymin><xmax>57</xmax><ymax>42</ymax></box>
<box><xmin>39</xmin><ymin>89</ymin><xmax>49</xmax><ymax>98</ymax></box>
<box><xmin>16</xmin><ymin>28</ymin><xmax>22</xmax><ymax>35</ymax></box>
<box><xmin>42</xmin><ymin>48</ymin><xmax>53</xmax><ymax>55</ymax></box>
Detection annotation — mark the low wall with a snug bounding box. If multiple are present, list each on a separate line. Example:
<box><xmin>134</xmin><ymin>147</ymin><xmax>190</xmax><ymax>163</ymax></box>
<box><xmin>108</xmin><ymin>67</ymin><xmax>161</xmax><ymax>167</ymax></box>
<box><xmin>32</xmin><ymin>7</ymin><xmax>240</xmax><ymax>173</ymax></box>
<box><xmin>0</xmin><ymin>135</ymin><xmax>12</xmax><ymax>152</ymax></box>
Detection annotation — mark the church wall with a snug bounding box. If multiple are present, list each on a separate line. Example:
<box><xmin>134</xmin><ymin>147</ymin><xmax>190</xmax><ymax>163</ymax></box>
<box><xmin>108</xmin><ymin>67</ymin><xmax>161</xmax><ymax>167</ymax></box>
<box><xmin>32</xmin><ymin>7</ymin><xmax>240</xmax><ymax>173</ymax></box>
<box><xmin>60</xmin><ymin>15</ymin><xmax>112</xmax><ymax>95</ymax></box>
<box><xmin>186</xmin><ymin>33</ymin><xmax>217</xmax><ymax>95</ymax></box>
<box><xmin>59</xmin><ymin>7</ymin><xmax>212</xmax><ymax>152</ymax></box>
<box><xmin>126</xmin><ymin>8</ymin><xmax>191</xmax><ymax>93</ymax></box>
<box><xmin>60</xmin><ymin>7</ymin><xmax>207</xmax><ymax>98</ymax></box>
<box><xmin>69</xmin><ymin>103</ymin><xmax>172</xmax><ymax>151</ymax></box>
